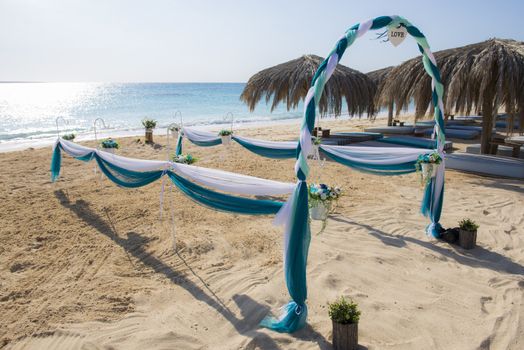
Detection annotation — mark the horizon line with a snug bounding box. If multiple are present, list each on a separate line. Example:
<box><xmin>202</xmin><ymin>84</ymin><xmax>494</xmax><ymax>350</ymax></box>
<box><xmin>0</xmin><ymin>81</ymin><xmax>248</xmax><ymax>84</ymax></box>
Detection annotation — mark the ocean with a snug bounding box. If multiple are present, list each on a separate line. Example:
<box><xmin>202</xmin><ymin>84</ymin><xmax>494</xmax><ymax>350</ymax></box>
<box><xmin>0</xmin><ymin>82</ymin><xmax>307</xmax><ymax>151</ymax></box>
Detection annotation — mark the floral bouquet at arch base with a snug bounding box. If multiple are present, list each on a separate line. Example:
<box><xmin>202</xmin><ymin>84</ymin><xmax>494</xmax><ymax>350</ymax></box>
<box><xmin>308</xmin><ymin>183</ymin><xmax>342</xmax><ymax>221</ymax></box>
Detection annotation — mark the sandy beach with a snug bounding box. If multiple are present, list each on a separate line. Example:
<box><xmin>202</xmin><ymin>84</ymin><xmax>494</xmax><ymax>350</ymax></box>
<box><xmin>0</xmin><ymin>118</ymin><xmax>523</xmax><ymax>349</ymax></box>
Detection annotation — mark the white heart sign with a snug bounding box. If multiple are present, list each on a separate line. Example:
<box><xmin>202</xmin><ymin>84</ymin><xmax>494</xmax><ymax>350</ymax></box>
<box><xmin>388</xmin><ymin>26</ymin><xmax>408</xmax><ymax>47</ymax></box>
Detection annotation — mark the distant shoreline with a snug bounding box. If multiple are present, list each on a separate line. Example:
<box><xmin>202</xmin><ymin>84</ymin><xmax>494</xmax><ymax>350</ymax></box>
<box><xmin>0</xmin><ymin>113</ymin><xmax>389</xmax><ymax>153</ymax></box>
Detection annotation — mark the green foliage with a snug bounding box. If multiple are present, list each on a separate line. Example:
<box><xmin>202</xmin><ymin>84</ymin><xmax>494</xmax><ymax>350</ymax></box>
<box><xmin>313</xmin><ymin>136</ymin><xmax>322</xmax><ymax>146</ymax></box>
<box><xmin>459</xmin><ymin>218</ymin><xmax>479</xmax><ymax>231</ymax></box>
<box><xmin>218</xmin><ymin>129</ymin><xmax>233</xmax><ymax>136</ymax></box>
<box><xmin>101</xmin><ymin>138</ymin><xmax>119</xmax><ymax>149</ymax></box>
<box><xmin>142</xmin><ymin>118</ymin><xmax>157</xmax><ymax>129</ymax></box>
<box><xmin>62</xmin><ymin>133</ymin><xmax>76</xmax><ymax>141</ymax></box>
<box><xmin>328</xmin><ymin>297</ymin><xmax>360</xmax><ymax>325</ymax></box>
<box><xmin>172</xmin><ymin>153</ymin><xmax>197</xmax><ymax>165</ymax></box>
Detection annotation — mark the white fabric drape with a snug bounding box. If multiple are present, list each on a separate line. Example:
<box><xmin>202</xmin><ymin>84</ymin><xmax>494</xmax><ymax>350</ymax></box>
<box><xmin>57</xmin><ymin>139</ymin><xmax>94</xmax><ymax>158</ymax></box>
<box><xmin>319</xmin><ymin>144</ymin><xmax>429</xmax><ymax>165</ymax></box>
<box><xmin>172</xmin><ymin>162</ymin><xmax>294</xmax><ymax>196</ymax></box>
<box><xmin>233</xmin><ymin>135</ymin><xmax>297</xmax><ymax>150</ymax></box>
<box><xmin>182</xmin><ymin>127</ymin><xmax>221</xmax><ymax>143</ymax></box>
<box><xmin>56</xmin><ymin>139</ymin><xmax>294</xmax><ymax>196</ymax></box>
<box><xmin>58</xmin><ymin>139</ymin><xmax>170</xmax><ymax>172</ymax></box>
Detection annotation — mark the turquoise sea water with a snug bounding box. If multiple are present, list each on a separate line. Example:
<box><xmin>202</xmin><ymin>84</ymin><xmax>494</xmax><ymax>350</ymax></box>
<box><xmin>0</xmin><ymin>82</ymin><xmax>304</xmax><ymax>148</ymax></box>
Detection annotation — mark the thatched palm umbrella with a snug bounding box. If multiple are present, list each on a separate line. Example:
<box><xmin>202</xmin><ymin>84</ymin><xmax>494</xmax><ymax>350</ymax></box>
<box><xmin>376</xmin><ymin>39</ymin><xmax>524</xmax><ymax>154</ymax></box>
<box><xmin>240</xmin><ymin>54</ymin><xmax>376</xmax><ymax>117</ymax></box>
<box><xmin>367</xmin><ymin>66</ymin><xmax>394</xmax><ymax>125</ymax></box>
<box><xmin>367</xmin><ymin>66</ymin><xmax>393</xmax><ymax>86</ymax></box>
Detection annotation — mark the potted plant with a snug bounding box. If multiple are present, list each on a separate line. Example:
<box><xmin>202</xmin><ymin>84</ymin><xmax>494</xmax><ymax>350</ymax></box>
<box><xmin>142</xmin><ymin>118</ymin><xmax>157</xmax><ymax>143</ymax></box>
<box><xmin>100</xmin><ymin>138</ymin><xmax>119</xmax><ymax>154</ymax></box>
<box><xmin>328</xmin><ymin>297</ymin><xmax>360</xmax><ymax>350</ymax></box>
<box><xmin>415</xmin><ymin>152</ymin><xmax>442</xmax><ymax>185</ymax></box>
<box><xmin>62</xmin><ymin>133</ymin><xmax>76</xmax><ymax>141</ymax></box>
<box><xmin>308</xmin><ymin>183</ymin><xmax>341</xmax><ymax>221</ymax></box>
<box><xmin>218</xmin><ymin>129</ymin><xmax>233</xmax><ymax>146</ymax></box>
<box><xmin>172</xmin><ymin>153</ymin><xmax>197</xmax><ymax>165</ymax></box>
<box><xmin>458</xmin><ymin>218</ymin><xmax>478</xmax><ymax>249</ymax></box>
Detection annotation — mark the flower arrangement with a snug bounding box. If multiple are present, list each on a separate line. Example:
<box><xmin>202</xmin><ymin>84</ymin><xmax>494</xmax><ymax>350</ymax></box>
<box><xmin>218</xmin><ymin>129</ymin><xmax>233</xmax><ymax>136</ymax></box>
<box><xmin>328</xmin><ymin>296</ymin><xmax>361</xmax><ymax>325</ymax></box>
<box><xmin>142</xmin><ymin>118</ymin><xmax>157</xmax><ymax>130</ymax></box>
<box><xmin>415</xmin><ymin>152</ymin><xmax>442</xmax><ymax>185</ymax></box>
<box><xmin>459</xmin><ymin>218</ymin><xmax>479</xmax><ymax>232</ymax></box>
<box><xmin>101</xmin><ymin>138</ymin><xmax>119</xmax><ymax>149</ymax></box>
<box><xmin>416</xmin><ymin>152</ymin><xmax>442</xmax><ymax>166</ymax></box>
<box><xmin>172</xmin><ymin>153</ymin><xmax>197</xmax><ymax>165</ymax></box>
<box><xmin>308</xmin><ymin>183</ymin><xmax>341</xmax><ymax>221</ymax></box>
<box><xmin>308</xmin><ymin>183</ymin><xmax>341</xmax><ymax>206</ymax></box>
<box><xmin>62</xmin><ymin>133</ymin><xmax>76</xmax><ymax>141</ymax></box>
<box><xmin>169</xmin><ymin>125</ymin><xmax>181</xmax><ymax>132</ymax></box>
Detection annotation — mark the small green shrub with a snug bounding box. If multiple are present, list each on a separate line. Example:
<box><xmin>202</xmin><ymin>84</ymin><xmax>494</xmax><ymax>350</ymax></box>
<box><xmin>459</xmin><ymin>218</ymin><xmax>479</xmax><ymax>231</ymax></box>
<box><xmin>142</xmin><ymin>118</ymin><xmax>157</xmax><ymax>129</ymax></box>
<box><xmin>62</xmin><ymin>133</ymin><xmax>76</xmax><ymax>141</ymax></box>
<box><xmin>328</xmin><ymin>297</ymin><xmax>360</xmax><ymax>324</ymax></box>
<box><xmin>101</xmin><ymin>138</ymin><xmax>119</xmax><ymax>149</ymax></box>
<box><xmin>218</xmin><ymin>129</ymin><xmax>233</xmax><ymax>136</ymax></box>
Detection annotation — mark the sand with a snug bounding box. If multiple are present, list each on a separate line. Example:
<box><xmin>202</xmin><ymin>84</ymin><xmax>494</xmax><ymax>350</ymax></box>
<box><xmin>1</xmin><ymin>118</ymin><xmax>523</xmax><ymax>349</ymax></box>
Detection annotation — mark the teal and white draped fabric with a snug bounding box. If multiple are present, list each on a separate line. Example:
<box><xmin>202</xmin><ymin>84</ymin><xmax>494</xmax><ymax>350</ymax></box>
<box><xmin>319</xmin><ymin>145</ymin><xmax>427</xmax><ymax>175</ymax></box>
<box><xmin>51</xmin><ymin>139</ymin><xmax>293</xmax><ymax>215</ymax></box>
<box><xmin>177</xmin><ymin>127</ymin><xmax>297</xmax><ymax>159</ymax></box>
<box><xmin>232</xmin><ymin>136</ymin><xmax>297</xmax><ymax>159</ymax></box>
<box><xmin>182</xmin><ymin>127</ymin><xmax>222</xmax><ymax>147</ymax></box>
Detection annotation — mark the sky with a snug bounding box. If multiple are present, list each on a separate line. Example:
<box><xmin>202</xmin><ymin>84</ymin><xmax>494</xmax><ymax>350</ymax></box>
<box><xmin>1</xmin><ymin>0</ymin><xmax>523</xmax><ymax>82</ymax></box>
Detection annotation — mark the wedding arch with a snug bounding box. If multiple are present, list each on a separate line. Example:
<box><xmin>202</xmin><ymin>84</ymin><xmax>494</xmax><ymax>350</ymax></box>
<box><xmin>51</xmin><ymin>15</ymin><xmax>445</xmax><ymax>333</ymax></box>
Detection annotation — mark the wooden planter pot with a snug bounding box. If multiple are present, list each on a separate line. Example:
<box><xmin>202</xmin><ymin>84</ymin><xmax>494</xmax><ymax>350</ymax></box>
<box><xmin>459</xmin><ymin>229</ymin><xmax>477</xmax><ymax>249</ymax></box>
<box><xmin>145</xmin><ymin>128</ymin><xmax>154</xmax><ymax>143</ymax></box>
<box><xmin>332</xmin><ymin>321</ymin><xmax>358</xmax><ymax>350</ymax></box>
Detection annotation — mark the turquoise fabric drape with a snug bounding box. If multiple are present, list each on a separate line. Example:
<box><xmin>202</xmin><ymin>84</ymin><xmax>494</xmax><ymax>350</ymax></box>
<box><xmin>232</xmin><ymin>136</ymin><xmax>297</xmax><ymax>159</ymax></box>
<box><xmin>175</xmin><ymin>134</ymin><xmax>183</xmax><ymax>156</ymax></box>
<box><xmin>167</xmin><ymin>172</ymin><xmax>283</xmax><ymax>215</ymax></box>
<box><xmin>95</xmin><ymin>156</ymin><xmax>165</xmax><ymax>188</ymax></box>
<box><xmin>51</xmin><ymin>140</ymin><xmax>284</xmax><ymax>216</ymax></box>
<box><xmin>421</xmin><ymin>176</ymin><xmax>444</xmax><ymax>237</ymax></box>
<box><xmin>50</xmin><ymin>142</ymin><xmax>94</xmax><ymax>182</ymax></box>
<box><xmin>187</xmin><ymin>138</ymin><xmax>222</xmax><ymax>147</ymax></box>
<box><xmin>261</xmin><ymin>181</ymin><xmax>310</xmax><ymax>332</ymax></box>
<box><xmin>50</xmin><ymin>143</ymin><xmax>62</xmax><ymax>182</ymax></box>
<box><xmin>319</xmin><ymin>146</ymin><xmax>417</xmax><ymax>175</ymax></box>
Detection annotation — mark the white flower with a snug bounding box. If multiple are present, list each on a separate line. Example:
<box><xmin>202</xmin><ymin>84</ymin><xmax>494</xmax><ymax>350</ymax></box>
<box><xmin>330</xmin><ymin>192</ymin><xmax>337</xmax><ymax>198</ymax></box>
<box><xmin>320</xmin><ymin>193</ymin><xmax>327</xmax><ymax>200</ymax></box>
<box><xmin>334</xmin><ymin>187</ymin><xmax>341</xmax><ymax>194</ymax></box>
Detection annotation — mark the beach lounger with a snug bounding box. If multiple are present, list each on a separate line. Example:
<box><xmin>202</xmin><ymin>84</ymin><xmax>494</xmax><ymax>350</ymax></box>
<box><xmin>466</xmin><ymin>144</ymin><xmax>524</xmax><ymax>159</ymax></box>
<box><xmin>364</xmin><ymin>126</ymin><xmax>415</xmax><ymax>135</ymax></box>
<box><xmin>446</xmin><ymin>125</ymin><xmax>484</xmax><ymax>132</ymax></box>
<box><xmin>377</xmin><ymin>136</ymin><xmax>453</xmax><ymax>152</ymax></box>
<box><xmin>329</xmin><ymin>132</ymin><xmax>383</xmax><ymax>143</ymax></box>
<box><xmin>446</xmin><ymin>153</ymin><xmax>524</xmax><ymax>179</ymax></box>
<box><xmin>424</xmin><ymin>128</ymin><xmax>479</xmax><ymax>139</ymax></box>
